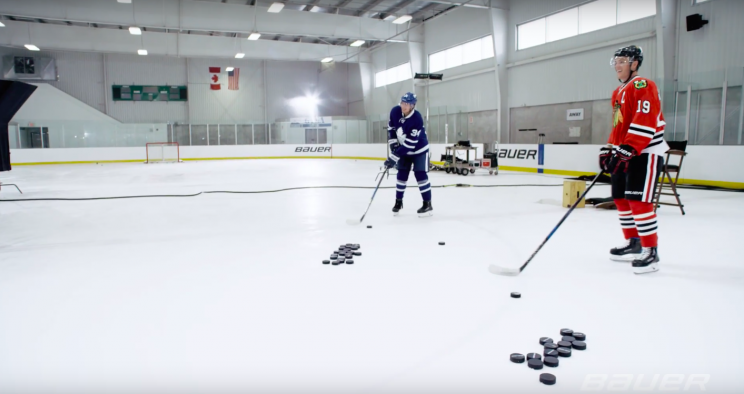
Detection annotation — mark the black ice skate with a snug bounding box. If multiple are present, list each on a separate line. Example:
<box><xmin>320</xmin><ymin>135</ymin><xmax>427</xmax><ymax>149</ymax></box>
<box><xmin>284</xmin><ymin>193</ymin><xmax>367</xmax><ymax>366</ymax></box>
<box><xmin>609</xmin><ymin>237</ymin><xmax>642</xmax><ymax>262</ymax></box>
<box><xmin>632</xmin><ymin>247</ymin><xmax>659</xmax><ymax>274</ymax></box>
<box><xmin>417</xmin><ymin>201</ymin><xmax>433</xmax><ymax>218</ymax></box>
<box><xmin>392</xmin><ymin>199</ymin><xmax>403</xmax><ymax>216</ymax></box>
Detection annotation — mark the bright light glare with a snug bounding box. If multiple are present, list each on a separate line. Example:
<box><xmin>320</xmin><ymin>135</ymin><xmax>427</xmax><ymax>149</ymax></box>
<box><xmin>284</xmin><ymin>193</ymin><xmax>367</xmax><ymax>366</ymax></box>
<box><xmin>129</xmin><ymin>26</ymin><xmax>142</xmax><ymax>35</ymax></box>
<box><xmin>289</xmin><ymin>95</ymin><xmax>321</xmax><ymax>116</ymax></box>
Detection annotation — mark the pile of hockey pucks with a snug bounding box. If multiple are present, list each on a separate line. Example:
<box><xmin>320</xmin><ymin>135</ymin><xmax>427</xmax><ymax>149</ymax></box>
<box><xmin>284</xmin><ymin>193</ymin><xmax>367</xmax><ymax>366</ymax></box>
<box><xmin>322</xmin><ymin>244</ymin><xmax>362</xmax><ymax>265</ymax></box>
<box><xmin>509</xmin><ymin>328</ymin><xmax>587</xmax><ymax>386</ymax></box>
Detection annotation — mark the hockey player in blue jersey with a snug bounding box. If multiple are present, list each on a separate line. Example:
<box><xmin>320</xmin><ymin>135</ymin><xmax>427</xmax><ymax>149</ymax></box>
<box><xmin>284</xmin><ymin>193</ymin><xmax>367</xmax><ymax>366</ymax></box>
<box><xmin>383</xmin><ymin>92</ymin><xmax>432</xmax><ymax>217</ymax></box>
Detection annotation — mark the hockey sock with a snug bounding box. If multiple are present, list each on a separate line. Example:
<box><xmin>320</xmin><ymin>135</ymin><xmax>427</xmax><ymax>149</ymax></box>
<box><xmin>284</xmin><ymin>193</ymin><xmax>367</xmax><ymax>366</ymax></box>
<box><xmin>414</xmin><ymin>171</ymin><xmax>431</xmax><ymax>201</ymax></box>
<box><xmin>396</xmin><ymin>170</ymin><xmax>410</xmax><ymax>200</ymax></box>
<box><xmin>628</xmin><ymin>200</ymin><xmax>658</xmax><ymax>248</ymax></box>
<box><xmin>614</xmin><ymin>199</ymin><xmax>640</xmax><ymax>239</ymax></box>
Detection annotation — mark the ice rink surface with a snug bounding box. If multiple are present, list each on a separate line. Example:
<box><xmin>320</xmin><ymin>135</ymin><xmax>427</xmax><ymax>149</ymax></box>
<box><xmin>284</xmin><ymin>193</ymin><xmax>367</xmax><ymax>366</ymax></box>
<box><xmin>1</xmin><ymin>159</ymin><xmax>743</xmax><ymax>394</ymax></box>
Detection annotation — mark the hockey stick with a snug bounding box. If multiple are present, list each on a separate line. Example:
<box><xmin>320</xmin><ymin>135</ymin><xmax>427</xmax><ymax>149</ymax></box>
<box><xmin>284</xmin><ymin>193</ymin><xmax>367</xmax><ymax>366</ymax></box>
<box><xmin>489</xmin><ymin>172</ymin><xmax>604</xmax><ymax>276</ymax></box>
<box><xmin>346</xmin><ymin>168</ymin><xmax>390</xmax><ymax>225</ymax></box>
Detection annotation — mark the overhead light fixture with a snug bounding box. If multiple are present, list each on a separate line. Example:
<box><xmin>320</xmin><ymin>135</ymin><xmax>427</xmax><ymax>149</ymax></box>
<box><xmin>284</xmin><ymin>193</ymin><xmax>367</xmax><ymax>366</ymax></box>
<box><xmin>25</xmin><ymin>44</ymin><xmax>40</xmax><ymax>51</ymax></box>
<box><xmin>386</xmin><ymin>39</ymin><xmax>407</xmax><ymax>43</ymax></box>
<box><xmin>129</xmin><ymin>26</ymin><xmax>142</xmax><ymax>35</ymax></box>
<box><xmin>268</xmin><ymin>2</ymin><xmax>285</xmax><ymax>13</ymax></box>
<box><xmin>350</xmin><ymin>40</ymin><xmax>365</xmax><ymax>47</ymax></box>
<box><xmin>383</xmin><ymin>15</ymin><xmax>396</xmax><ymax>21</ymax></box>
<box><xmin>321</xmin><ymin>57</ymin><xmax>334</xmax><ymax>63</ymax></box>
<box><xmin>226</xmin><ymin>67</ymin><xmax>234</xmax><ymax>72</ymax></box>
<box><xmin>117</xmin><ymin>0</ymin><xmax>132</xmax><ymax>3</ymax></box>
<box><xmin>137</xmin><ymin>49</ymin><xmax>148</xmax><ymax>55</ymax></box>
<box><xmin>235</xmin><ymin>53</ymin><xmax>245</xmax><ymax>59</ymax></box>
<box><xmin>248</xmin><ymin>32</ymin><xmax>261</xmax><ymax>40</ymax></box>
<box><xmin>393</xmin><ymin>15</ymin><xmax>412</xmax><ymax>24</ymax></box>
<box><xmin>0</xmin><ymin>21</ymin><xmax>5</xmax><ymax>27</ymax></box>
<box><xmin>310</xmin><ymin>6</ymin><xmax>321</xmax><ymax>12</ymax></box>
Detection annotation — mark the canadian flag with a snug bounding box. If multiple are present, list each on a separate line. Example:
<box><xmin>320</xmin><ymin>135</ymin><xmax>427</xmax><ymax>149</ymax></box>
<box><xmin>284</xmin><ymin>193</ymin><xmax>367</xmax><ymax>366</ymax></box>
<box><xmin>209</xmin><ymin>67</ymin><xmax>221</xmax><ymax>90</ymax></box>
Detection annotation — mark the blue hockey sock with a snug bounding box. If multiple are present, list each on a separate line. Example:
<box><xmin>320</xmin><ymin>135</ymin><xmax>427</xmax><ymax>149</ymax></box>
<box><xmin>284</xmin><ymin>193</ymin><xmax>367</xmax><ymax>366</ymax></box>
<box><xmin>396</xmin><ymin>170</ymin><xmax>410</xmax><ymax>200</ymax></box>
<box><xmin>414</xmin><ymin>171</ymin><xmax>431</xmax><ymax>201</ymax></box>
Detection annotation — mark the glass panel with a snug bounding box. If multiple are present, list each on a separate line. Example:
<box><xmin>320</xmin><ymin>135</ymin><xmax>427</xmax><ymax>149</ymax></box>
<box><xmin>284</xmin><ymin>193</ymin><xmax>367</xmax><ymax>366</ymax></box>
<box><xmin>253</xmin><ymin>124</ymin><xmax>267</xmax><ymax>144</ymax></box>
<box><xmin>208</xmin><ymin>125</ymin><xmax>219</xmax><ymax>145</ymax></box>
<box><xmin>723</xmin><ymin>86</ymin><xmax>742</xmax><ymax>145</ymax></box>
<box><xmin>237</xmin><ymin>124</ymin><xmax>254</xmax><ymax>145</ymax></box>
<box><xmin>445</xmin><ymin>45</ymin><xmax>462</xmax><ymax>69</ymax></box>
<box><xmin>191</xmin><ymin>125</ymin><xmax>208</xmax><ymax>145</ymax></box>
<box><xmin>579</xmin><ymin>0</ymin><xmax>617</xmax><ymax>34</ymax></box>
<box><xmin>462</xmin><ymin>39</ymin><xmax>482</xmax><ymax>65</ymax></box>
<box><xmin>481</xmin><ymin>35</ymin><xmax>494</xmax><ymax>59</ymax></box>
<box><xmin>429</xmin><ymin>51</ymin><xmax>446</xmax><ymax>73</ymax></box>
<box><xmin>517</xmin><ymin>18</ymin><xmax>546</xmax><ymax>50</ymax></box>
<box><xmin>220</xmin><ymin>124</ymin><xmax>236</xmax><ymax>145</ymax></box>
<box><xmin>546</xmin><ymin>8</ymin><xmax>578</xmax><ymax>42</ymax></box>
<box><xmin>617</xmin><ymin>0</ymin><xmax>656</xmax><ymax>24</ymax></box>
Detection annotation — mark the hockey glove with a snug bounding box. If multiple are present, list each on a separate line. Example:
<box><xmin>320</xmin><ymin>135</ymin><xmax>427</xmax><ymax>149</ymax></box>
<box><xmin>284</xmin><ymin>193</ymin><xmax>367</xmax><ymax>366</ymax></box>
<box><xmin>606</xmin><ymin>144</ymin><xmax>636</xmax><ymax>174</ymax></box>
<box><xmin>384</xmin><ymin>154</ymin><xmax>399</xmax><ymax>170</ymax></box>
<box><xmin>388</xmin><ymin>138</ymin><xmax>400</xmax><ymax>152</ymax></box>
<box><xmin>599</xmin><ymin>146</ymin><xmax>612</xmax><ymax>172</ymax></box>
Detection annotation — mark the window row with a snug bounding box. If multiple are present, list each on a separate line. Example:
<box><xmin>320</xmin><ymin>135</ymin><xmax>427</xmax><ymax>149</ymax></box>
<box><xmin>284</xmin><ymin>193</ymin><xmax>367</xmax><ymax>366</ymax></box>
<box><xmin>429</xmin><ymin>35</ymin><xmax>494</xmax><ymax>73</ymax></box>
<box><xmin>375</xmin><ymin>62</ymin><xmax>412</xmax><ymax>88</ymax></box>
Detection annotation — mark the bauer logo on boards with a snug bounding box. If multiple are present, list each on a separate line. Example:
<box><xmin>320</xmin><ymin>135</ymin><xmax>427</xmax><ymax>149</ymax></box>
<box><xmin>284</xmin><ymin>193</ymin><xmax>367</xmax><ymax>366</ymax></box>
<box><xmin>497</xmin><ymin>149</ymin><xmax>537</xmax><ymax>160</ymax></box>
<box><xmin>295</xmin><ymin>147</ymin><xmax>332</xmax><ymax>153</ymax></box>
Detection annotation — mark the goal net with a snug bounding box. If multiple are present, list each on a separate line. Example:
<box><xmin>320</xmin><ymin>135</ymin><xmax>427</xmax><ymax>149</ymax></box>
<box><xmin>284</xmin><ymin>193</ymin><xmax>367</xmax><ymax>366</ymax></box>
<box><xmin>145</xmin><ymin>142</ymin><xmax>180</xmax><ymax>164</ymax></box>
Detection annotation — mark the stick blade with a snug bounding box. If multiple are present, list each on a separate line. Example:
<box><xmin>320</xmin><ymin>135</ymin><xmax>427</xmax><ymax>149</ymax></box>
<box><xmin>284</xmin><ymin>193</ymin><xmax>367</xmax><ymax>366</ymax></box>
<box><xmin>489</xmin><ymin>265</ymin><xmax>521</xmax><ymax>276</ymax></box>
<box><xmin>346</xmin><ymin>218</ymin><xmax>362</xmax><ymax>225</ymax></box>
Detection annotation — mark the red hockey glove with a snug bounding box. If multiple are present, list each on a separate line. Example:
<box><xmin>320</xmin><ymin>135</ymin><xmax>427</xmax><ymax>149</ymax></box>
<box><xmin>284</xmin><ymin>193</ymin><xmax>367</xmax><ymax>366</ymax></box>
<box><xmin>599</xmin><ymin>146</ymin><xmax>612</xmax><ymax>172</ymax></box>
<box><xmin>605</xmin><ymin>144</ymin><xmax>636</xmax><ymax>174</ymax></box>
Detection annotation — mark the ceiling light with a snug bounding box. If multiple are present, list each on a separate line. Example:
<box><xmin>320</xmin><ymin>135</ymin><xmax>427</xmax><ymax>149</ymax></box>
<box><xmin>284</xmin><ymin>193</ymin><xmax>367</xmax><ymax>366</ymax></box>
<box><xmin>268</xmin><ymin>2</ymin><xmax>285</xmax><ymax>13</ymax></box>
<box><xmin>350</xmin><ymin>40</ymin><xmax>365</xmax><ymax>47</ymax></box>
<box><xmin>383</xmin><ymin>15</ymin><xmax>396</xmax><ymax>21</ymax></box>
<box><xmin>393</xmin><ymin>15</ymin><xmax>412</xmax><ymax>24</ymax></box>
<box><xmin>129</xmin><ymin>26</ymin><xmax>142</xmax><ymax>35</ymax></box>
<box><xmin>248</xmin><ymin>33</ymin><xmax>261</xmax><ymax>40</ymax></box>
<box><xmin>117</xmin><ymin>0</ymin><xmax>132</xmax><ymax>3</ymax></box>
<box><xmin>321</xmin><ymin>57</ymin><xmax>334</xmax><ymax>63</ymax></box>
<box><xmin>0</xmin><ymin>21</ymin><xmax>5</xmax><ymax>27</ymax></box>
<box><xmin>386</xmin><ymin>39</ymin><xmax>407</xmax><ymax>43</ymax></box>
<box><xmin>137</xmin><ymin>49</ymin><xmax>147</xmax><ymax>55</ymax></box>
<box><xmin>235</xmin><ymin>53</ymin><xmax>245</xmax><ymax>59</ymax></box>
<box><xmin>25</xmin><ymin>44</ymin><xmax>40</xmax><ymax>51</ymax></box>
<box><xmin>226</xmin><ymin>67</ymin><xmax>234</xmax><ymax>72</ymax></box>
<box><xmin>310</xmin><ymin>6</ymin><xmax>321</xmax><ymax>12</ymax></box>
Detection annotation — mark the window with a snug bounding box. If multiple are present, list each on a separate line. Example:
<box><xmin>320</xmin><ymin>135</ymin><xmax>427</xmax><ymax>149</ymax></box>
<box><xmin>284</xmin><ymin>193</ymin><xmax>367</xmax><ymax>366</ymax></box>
<box><xmin>517</xmin><ymin>0</ymin><xmax>657</xmax><ymax>50</ymax></box>
<box><xmin>427</xmin><ymin>35</ymin><xmax>495</xmax><ymax>73</ymax></box>
<box><xmin>375</xmin><ymin>62</ymin><xmax>412</xmax><ymax>88</ymax></box>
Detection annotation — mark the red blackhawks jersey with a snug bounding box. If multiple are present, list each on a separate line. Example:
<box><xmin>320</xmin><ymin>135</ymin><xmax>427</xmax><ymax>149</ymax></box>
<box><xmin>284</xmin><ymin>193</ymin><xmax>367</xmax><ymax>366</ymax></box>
<box><xmin>609</xmin><ymin>76</ymin><xmax>669</xmax><ymax>156</ymax></box>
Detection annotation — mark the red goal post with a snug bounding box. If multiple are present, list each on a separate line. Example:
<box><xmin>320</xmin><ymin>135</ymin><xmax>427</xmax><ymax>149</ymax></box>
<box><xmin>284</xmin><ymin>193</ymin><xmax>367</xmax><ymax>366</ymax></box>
<box><xmin>145</xmin><ymin>142</ymin><xmax>181</xmax><ymax>163</ymax></box>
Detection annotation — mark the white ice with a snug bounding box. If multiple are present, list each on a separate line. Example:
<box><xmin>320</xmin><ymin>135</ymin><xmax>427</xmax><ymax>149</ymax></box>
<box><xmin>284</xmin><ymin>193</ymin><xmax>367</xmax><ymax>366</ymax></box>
<box><xmin>1</xmin><ymin>159</ymin><xmax>743</xmax><ymax>394</ymax></box>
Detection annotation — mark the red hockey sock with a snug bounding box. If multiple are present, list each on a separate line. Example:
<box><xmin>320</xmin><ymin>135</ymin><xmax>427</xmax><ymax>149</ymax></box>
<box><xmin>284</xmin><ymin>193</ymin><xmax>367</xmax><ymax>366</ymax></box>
<box><xmin>614</xmin><ymin>199</ymin><xmax>639</xmax><ymax>239</ymax></box>
<box><xmin>628</xmin><ymin>200</ymin><xmax>658</xmax><ymax>248</ymax></box>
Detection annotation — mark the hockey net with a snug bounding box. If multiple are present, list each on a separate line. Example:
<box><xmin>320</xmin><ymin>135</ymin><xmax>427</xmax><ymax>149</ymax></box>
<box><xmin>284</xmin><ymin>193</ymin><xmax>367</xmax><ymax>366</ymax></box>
<box><xmin>145</xmin><ymin>142</ymin><xmax>180</xmax><ymax>164</ymax></box>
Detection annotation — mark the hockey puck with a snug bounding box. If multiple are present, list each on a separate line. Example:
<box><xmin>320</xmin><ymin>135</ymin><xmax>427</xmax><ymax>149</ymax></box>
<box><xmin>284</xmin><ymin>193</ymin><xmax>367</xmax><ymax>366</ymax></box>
<box><xmin>561</xmin><ymin>336</ymin><xmax>576</xmax><ymax>343</ymax></box>
<box><xmin>323</xmin><ymin>260</ymin><xmax>330</xmax><ymax>264</ymax></box>
<box><xmin>544</xmin><ymin>349</ymin><xmax>559</xmax><ymax>358</ymax></box>
<box><xmin>367</xmin><ymin>225</ymin><xmax>372</xmax><ymax>229</ymax></box>
<box><xmin>539</xmin><ymin>337</ymin><xmax>554</xmax><ymax>346</ymax></box>
<box><xmin>510</xmin><ymin>353</ymin><xmax>525</xmax><ymax>364</ymax></box>
<box><xmin>557</xmin><ymin>341</ymin><xmax>572</xmax><ymax>348</ymax></box>
<box><xmin>527</xmin><ymin>359</ymin><xmax>544</xmax><ymax>370</ymax></box>
<box><xmin>573</xmin><ymin>332</ymin><xmax>586</xmax><ymax>341</ymax></box>
<box><xmin>539</xmin><ymin>373</ymin><xmax>557</xmax><ymax>385</ymax></box>
<box><xmin>526</xmin><ymin>353</ymin><xmax>541</xmax><ymax>361</ymax></box>
<box><xmin>557</xmin><ymin>347</ymin><xmax>572</xmax><ymax>357</ymax></box>
<box><xmin>544</xmin><ymin>343</ymin><xmax>559</xmax><ymax>350</ymax></box>
<box><xmin>351</xmin><ymin>246</ymin><xmax>359</xmax><ymax>250</ymax></box>
<box><xmin>544</xmin><ymin>356</ymin><xmax>559</xmax><ymax>368</ymax></box>
<box><xmin>438</xmin><ymin>242</ymin><xmax>445</xmax><ymax>245</ymax></box>
<box><xmin>353</xmin><ymin>251</ymin><xmax>361</xmax><ymax>256</ymax></box>
<box><xmin>560</xmin><ymin>328</ymin><xmax>573</xmax><ymax>336</ymax></box>
<box><xmin>330</xmin><ymin>255</ymin><xmax>338</xmax><ymax>260</ymax></box>
<box><xmin>332</xmin><ymin>261</ymin><xmax>340</xmax><ymax>265</ymax></box>
<box><xmin>346</xmin><ymin>259</ymin><xmax>354</xmax><ymax>264</ymax></box>
<box><xmin>572</xmin><ymin>341</ymin><xmax>587</xmax><ymax>350</ymax></box>
<box><xmin>510</xmin><ymin>292</ymin><xmax>521</xmax><ymax>299</ymax></box>
<box><xmin>345</xmin><ymin>255</ymin><xmax>353</xmax><ymax>259</ymax></box>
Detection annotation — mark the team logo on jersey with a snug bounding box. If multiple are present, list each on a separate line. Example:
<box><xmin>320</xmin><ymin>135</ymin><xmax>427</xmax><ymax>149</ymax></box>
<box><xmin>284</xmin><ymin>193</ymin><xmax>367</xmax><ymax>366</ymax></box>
<box><xmin>634</xmin><ymin>80</ymin><xmax>647</xmax><ymax>89</ymax></box>
<box><xmin>613</xmin><ymin>101</ymin><xmax>623</xmax><ymax>127</ymax></box>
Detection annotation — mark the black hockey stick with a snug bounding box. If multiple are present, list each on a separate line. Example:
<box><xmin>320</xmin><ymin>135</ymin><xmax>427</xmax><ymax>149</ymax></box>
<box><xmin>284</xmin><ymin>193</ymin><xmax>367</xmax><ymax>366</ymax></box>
<box><xmin>346</xmin><ymin>168</ymin><xmax>390</xmax><ymax>225</ymax></box>
<box><xmin>489</xmin><ymin>172</ymin><xmax>603</xmax><ymax>276</ymax></box>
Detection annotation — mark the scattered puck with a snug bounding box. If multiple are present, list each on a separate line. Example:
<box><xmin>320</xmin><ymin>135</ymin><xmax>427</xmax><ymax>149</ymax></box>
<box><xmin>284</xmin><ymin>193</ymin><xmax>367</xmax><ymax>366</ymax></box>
<box><xmin>557</xmin><ymin>341</ymin><xmax>572</xmax><ymax>348</ymax></box>
<box><xmin>346</xmin><ymin>259</ymin><xmax>354</xmax><ymax>264</ymax></box>
<box><xmin>557</xmin><ymin>347</ymin><xmax>572</xmax><ymax>357</ymax></box>
<box><xmin>573</xmin><ymin>332</ymin><xmax>586</xmax><ymax>341</ymax></box>
<box><xmin>367</xmin><ymin>225</ymin><xmax>372</xmax><ymax>229</ymax></box>
<box><xmin>539</xmin><ymin>373</ymin><xmax>557</xmax><ymax>385</ymax></box>
<box><xmin>322</xmin><ymin>260</ymin><xmax>330</xmax><ymax>264</ymax></box>
<box><xmin>544</xmin><ymin>356</ymin><xmax>559</xmax><ymax>368</ymax></box>
<box><xmin>544</xmin><ymin>343</ymin><xmax>559</xmax><ymax>350</ymax></box>
<box><xmin>560</xmin><ymin>328</ymin><xmax>574</xmax><ymax>336</ymax></box>
<box><xmin>332</xmin><ymin>262</ymin><xmax>340</xmax><ymax>265</ymax></box>
<box><xmin>510</xmin><ymin>292</ymin><xmax>521</xmax><ymax>299</ymax></box>
<box><xmin>438</xmin><ymin>242</ymin><xmax>445</xmax><ymax>245</ymax></box>
<box><xmin>572</xmin><ymin>341</ymin><xmax>587</xmax><ymax>350</ymax></box>
<box><xmin>544</xmin><ymin>349</ymin><xmax>559</xmax><ymax>358</ymax></box>
<box><xmin>527</xmin><ymin>359</ymin><xmax>544</xmax><ymax>370</ymax></box>
<box><xmin>353</xmin><ymin>251</ymin><xmax>361</xmax><ymax>256</ymax></box>
<box><xmin>510</xmin><ymin>353</ymin><xmax>525</xmax><ymax>364</ymax></box>
<box><xmin>539</xmin><ymin>337</ymin><xmax>554</xmax><ymax>346</ymax></box>
<box><xmin>561</xmin><ymin>336</ymin><xmax>576</xmax><ymax>343</ymax></box>
<box><xmin>526</xmin><ymin>353</ymin><xmax>541</xmax><ymax>361</ymax></box>
<box><xmin>351</xmin><ymin>246</ymin><xmax>359</xmax><ymax>250</ymax></box>
<box><xmin>330</xmin><ymin>255</ymin><xmax>338</xmax><ymax>260</ymax></box>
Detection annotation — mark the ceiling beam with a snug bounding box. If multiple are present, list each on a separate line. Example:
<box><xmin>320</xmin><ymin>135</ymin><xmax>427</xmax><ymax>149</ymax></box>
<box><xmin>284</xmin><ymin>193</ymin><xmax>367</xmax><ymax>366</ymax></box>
<box><xmin>356</xmin><ymin>0</ymin><xmax>387</xmax><ymax>17</ymax></box>
<box><xmin>383</xmin><ymin>0</ymin><xmax>417</xmax><ymax>16</ymax></box>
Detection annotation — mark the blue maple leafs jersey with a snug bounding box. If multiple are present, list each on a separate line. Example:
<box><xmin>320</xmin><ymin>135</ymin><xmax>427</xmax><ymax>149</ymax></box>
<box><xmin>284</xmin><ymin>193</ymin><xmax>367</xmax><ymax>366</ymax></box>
<box><xmin>387</xmin><ymin>105</ymin><xmax>429</xmax><ymax>157</ymax></box>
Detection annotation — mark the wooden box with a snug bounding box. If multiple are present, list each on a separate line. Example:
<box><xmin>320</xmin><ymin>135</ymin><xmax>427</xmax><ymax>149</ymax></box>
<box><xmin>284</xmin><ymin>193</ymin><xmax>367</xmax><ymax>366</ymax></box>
<box><xmin>563</xmin><ymin>180</ymin><xmax>586</xmax><ymax>208</ymax></box>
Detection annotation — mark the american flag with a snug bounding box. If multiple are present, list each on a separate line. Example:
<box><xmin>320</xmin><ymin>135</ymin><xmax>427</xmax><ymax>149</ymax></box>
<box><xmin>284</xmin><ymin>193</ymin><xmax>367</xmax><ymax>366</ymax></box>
<box><xmin>228</xmin><ymin>68</ymin><xmax>239</xmax><ymax>90</ymax></box>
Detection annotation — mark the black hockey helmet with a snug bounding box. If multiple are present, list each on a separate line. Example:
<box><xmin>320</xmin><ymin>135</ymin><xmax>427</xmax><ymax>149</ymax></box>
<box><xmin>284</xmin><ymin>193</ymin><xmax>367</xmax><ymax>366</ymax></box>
<box><xmin>612</xmin><ymin>45</ymin><xmax>644</xmax><ymax>70</ymax></box>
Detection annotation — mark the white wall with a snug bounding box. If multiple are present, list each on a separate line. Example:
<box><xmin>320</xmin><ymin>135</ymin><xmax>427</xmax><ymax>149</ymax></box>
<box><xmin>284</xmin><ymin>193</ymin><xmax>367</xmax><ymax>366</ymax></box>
<box><xmin>12</xmin><ymin>84</ymin><xmax>119</xmax><ymax>124</ymax></box>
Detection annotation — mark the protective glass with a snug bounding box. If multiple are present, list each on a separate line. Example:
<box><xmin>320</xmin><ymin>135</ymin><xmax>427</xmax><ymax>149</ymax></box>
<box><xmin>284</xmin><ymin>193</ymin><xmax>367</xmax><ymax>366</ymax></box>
<box><xmin>610</xmin><ymin>57</ymin><xmax>632</xmax><ymax>67</ymax></box>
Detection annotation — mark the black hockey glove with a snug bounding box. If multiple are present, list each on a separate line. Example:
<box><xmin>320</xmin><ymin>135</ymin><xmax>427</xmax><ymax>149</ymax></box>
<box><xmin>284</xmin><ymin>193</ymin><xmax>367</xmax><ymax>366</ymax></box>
<box><xmin>388</xmin><ymin>138</ymin><xmax>400</xmax><ymax>152</ymax></box>
<box><xmin>599</xmin><ymin>146</ymin><xmax>612</xmax><ymax>172</ymax></box>
<box><xmin>384</xmin><ymin>153</ymin><xmax>399</xmax><ymax>170</ymax></box>
<box><xmin>605</xmin><ymin>144</ymin><xmax>636</xmax><ymax>174</ymax></box>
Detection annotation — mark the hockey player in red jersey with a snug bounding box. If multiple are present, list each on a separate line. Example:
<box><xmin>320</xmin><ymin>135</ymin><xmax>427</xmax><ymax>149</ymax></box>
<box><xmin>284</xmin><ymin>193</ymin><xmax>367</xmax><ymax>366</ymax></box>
<box><xmin>600</xmin><ymin>45</ymin><xmax>668</xmax><ymax>274</ymax></box>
